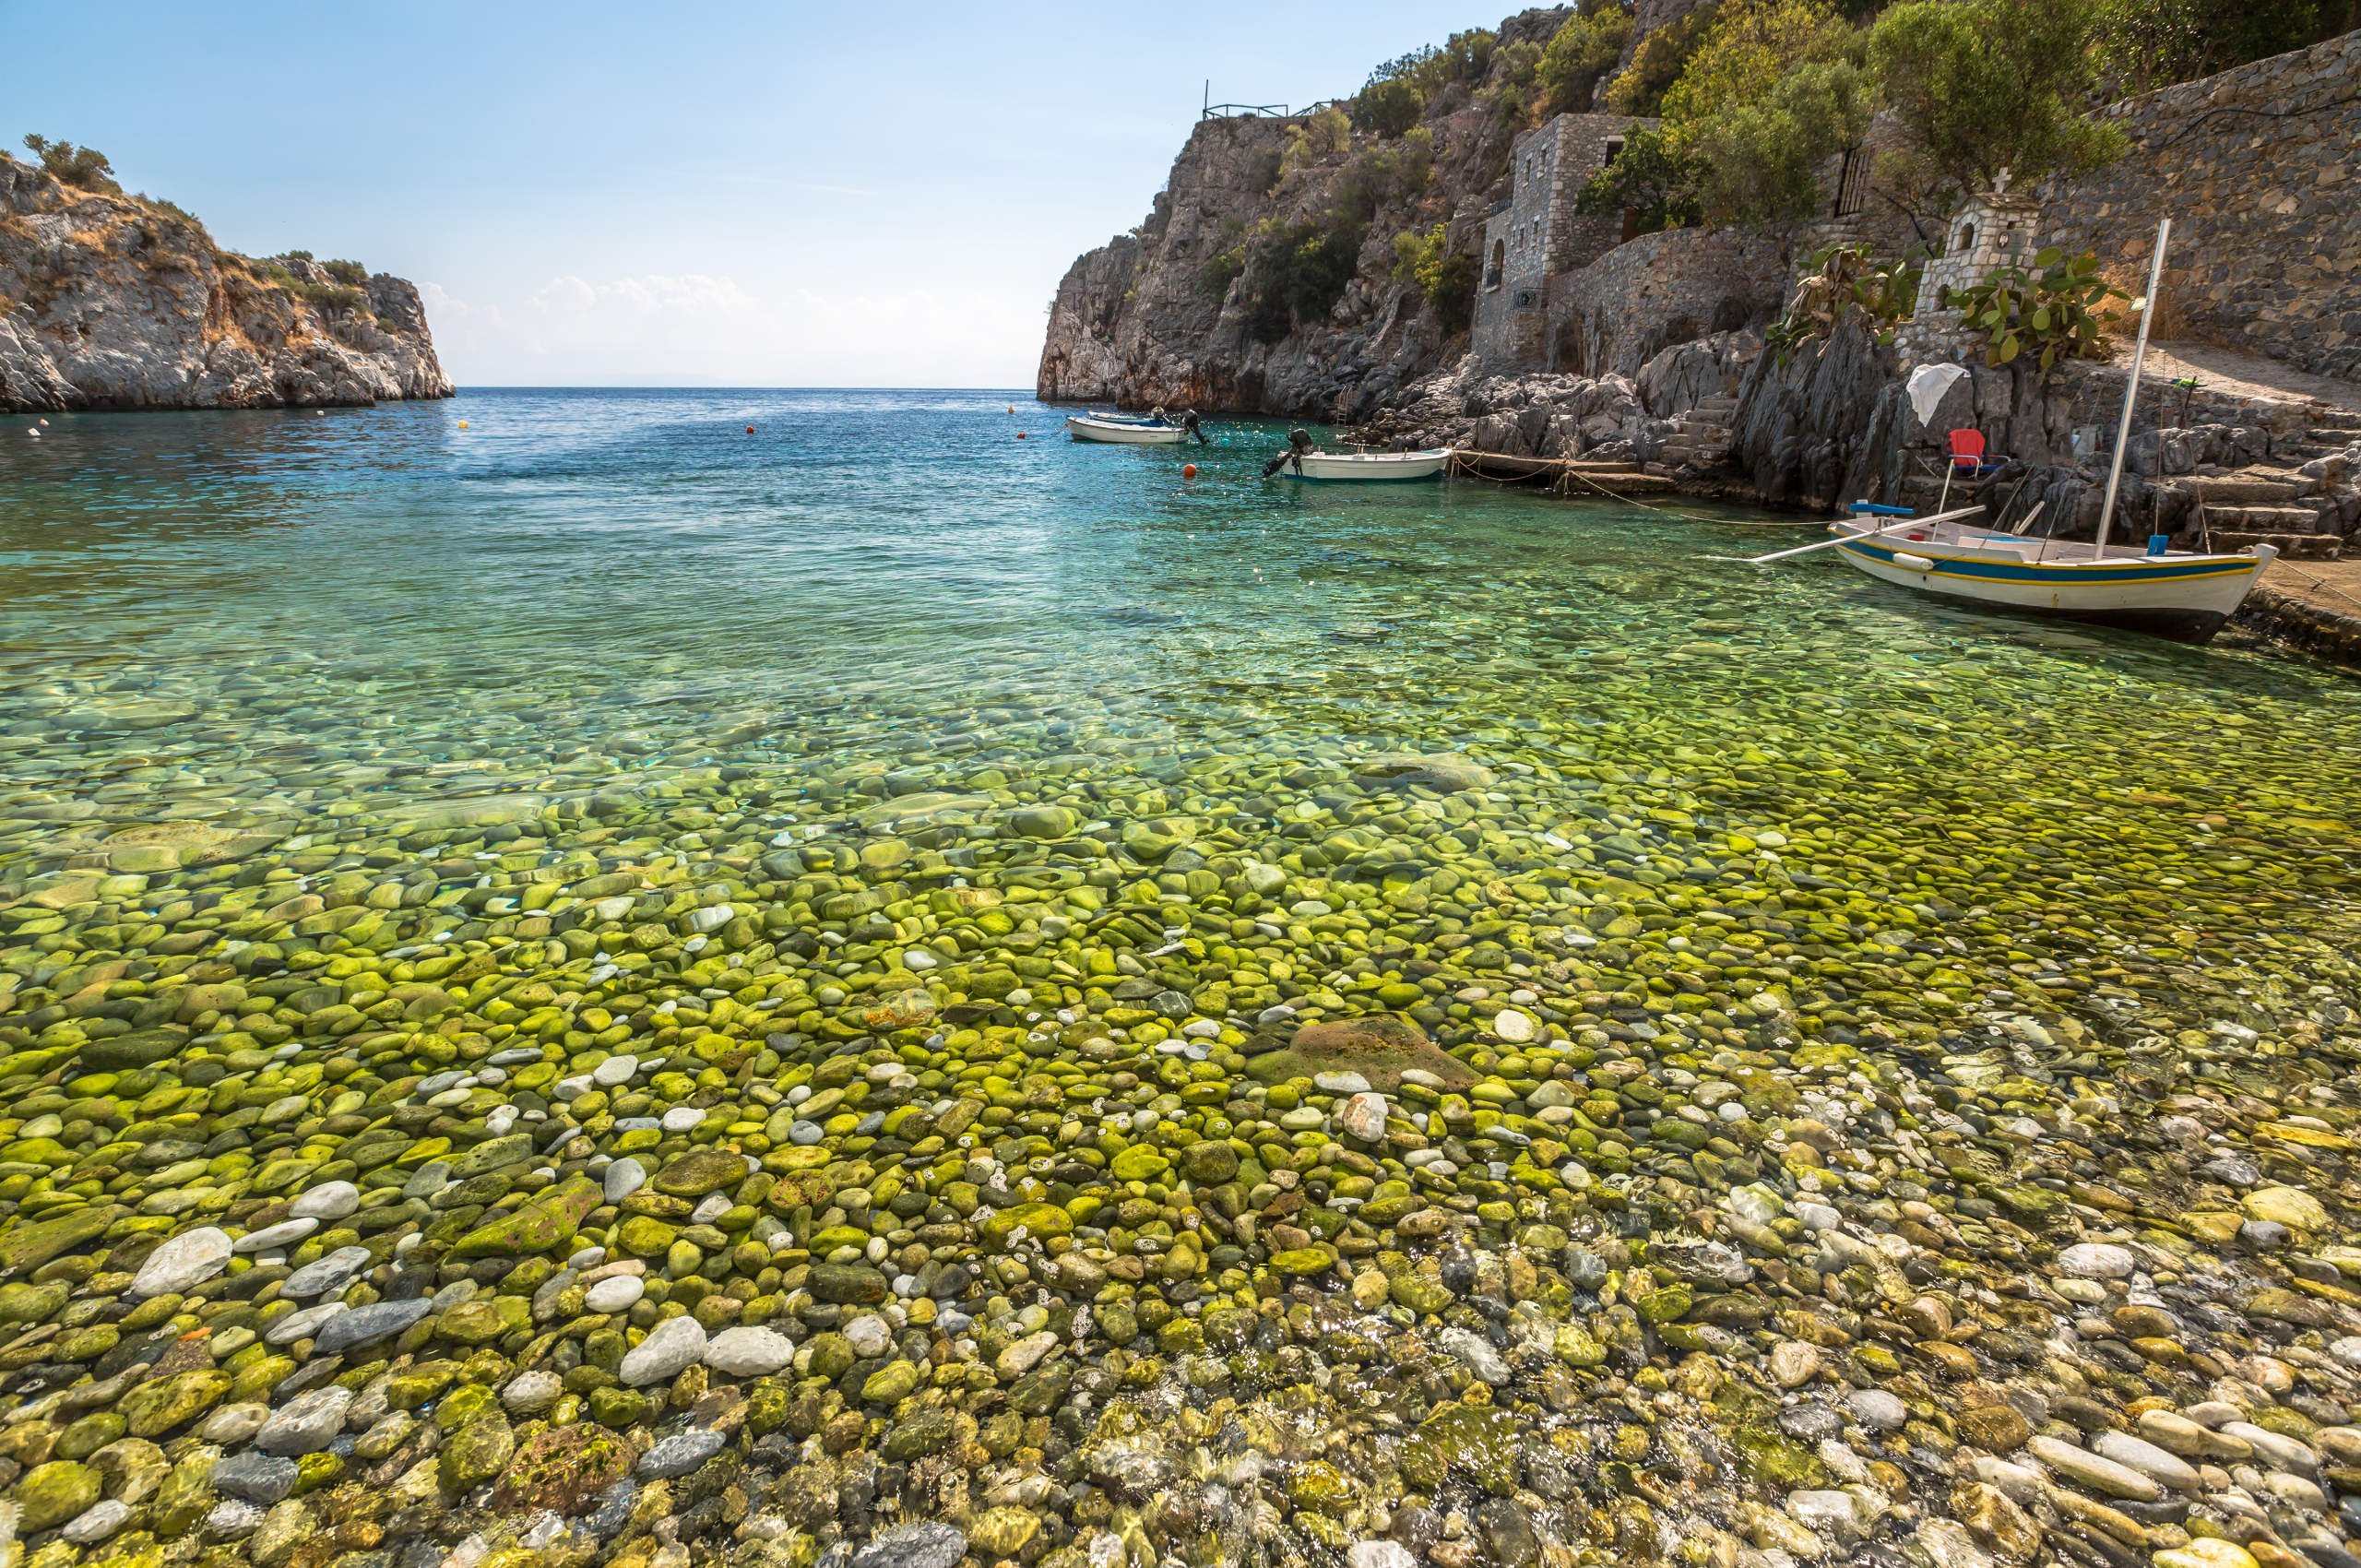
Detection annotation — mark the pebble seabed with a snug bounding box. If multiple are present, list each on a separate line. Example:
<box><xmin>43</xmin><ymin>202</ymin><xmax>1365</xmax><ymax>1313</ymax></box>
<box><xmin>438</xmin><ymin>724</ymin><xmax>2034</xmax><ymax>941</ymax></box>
<box><xmin>2</xmin><ymin>604</ymin><xmax>2361</xmax><ymax>1568</ymax></box>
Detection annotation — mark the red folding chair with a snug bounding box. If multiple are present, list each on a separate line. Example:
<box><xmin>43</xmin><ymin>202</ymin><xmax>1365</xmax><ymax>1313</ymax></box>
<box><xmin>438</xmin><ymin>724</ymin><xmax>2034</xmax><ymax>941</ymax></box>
<box><xmin>1938</xmin><ymin>429</ymin><xmax>2002</xmax><ymax>511</ymax></box>
<box><xmin>1948</xmin><ymin>429</ymin><xmax>2002</xmax><ymax>477</ymax></box>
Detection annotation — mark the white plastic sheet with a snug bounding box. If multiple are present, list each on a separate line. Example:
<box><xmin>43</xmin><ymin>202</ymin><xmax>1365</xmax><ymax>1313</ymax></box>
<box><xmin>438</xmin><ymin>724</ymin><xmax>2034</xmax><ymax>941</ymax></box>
<box><xmin>1905</xmin><ymin>362</ymin><xmax>1969</xmax><ymax>429</ymax></box>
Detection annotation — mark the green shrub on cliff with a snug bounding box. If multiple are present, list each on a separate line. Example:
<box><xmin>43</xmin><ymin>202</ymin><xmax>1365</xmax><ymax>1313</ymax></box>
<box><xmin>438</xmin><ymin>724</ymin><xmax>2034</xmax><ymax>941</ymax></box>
<box><xmin>1868</xmin><ymin>0</ymin><xmax>2125</xmax><ymax>220</ymax></box>
<box><xmin>19</xmin><ymin>136</ymin><xmax>121</xmax><ymax>195</ymax></box>
<box><xmin>1278</xmin><ymin>105</ymin><xmax>1351</xmax><ymax>183</ymax></box>
<box><xmin>1664</xmin><ymin>0</ymin><xmax>1871</xmax><ymax>225</ymax></box>
<box><xmin>1347</xmin><ymin>27</ymin><xmax>1503</xmax><ymax>136</ymax></box>
<box><xmin>1242</xmin><ymin>216</ymin><xmax>1364</xmax><ymax>343</ymax></box>
<box><xmin>1606</xmin><ymin>5</ymin><xmax>1718</xmax><ymax>114</ymax></box>
<box><xmin>2097</xmin><ymin>0</ymin><xmax>2355</xmax><ymax>92</ymax></box>
<box><xmin>1582</xmin><ymin>0</ymin><xmax>1867</xmax><ymax>231</ymax></box>
<box><xmin>1538</xmin><ymin>5</ymin><xmax>1636</xmax><ymax>116</ymax></box>
<box><xmin>1196</xmin><ymin>242</ymin><xmax>1248</xmax><ymax>303</ymax></box>
<box><xmin>322</xmin><ymin>259</ymin><xmax>369</xmax><ymax>287</ymax></box>
<box><xmin>1391</xmin><ymin>224</ymin><xmax>1477</xmax><ymax>334</ymax></box>
<box><xmin>1349</xmin><ymin>76</ymin><xmax>1425</xmax><ymax>138</ymax></box>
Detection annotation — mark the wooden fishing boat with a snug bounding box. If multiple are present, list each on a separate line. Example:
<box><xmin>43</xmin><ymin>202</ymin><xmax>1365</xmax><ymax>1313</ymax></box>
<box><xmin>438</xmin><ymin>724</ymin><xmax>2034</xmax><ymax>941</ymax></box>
<box><xmin>1760</xmin><ymin>216</ymin><xmax>2277</xmax><ymax>646</ymax></box>
<box><xmin>1065</xmin><ymin>414</ymin><xmax>1185</xmax><ymax>445</ymax></box>
<box><xmin>1275</xmin><ymin>447</ymin><xmax>1452</xmax><ymax>481</ymax></box>
<box><xmin>1828</xmin><ymin>513</ymin><xmax>2276</xmax><ymax>643</ymax></box>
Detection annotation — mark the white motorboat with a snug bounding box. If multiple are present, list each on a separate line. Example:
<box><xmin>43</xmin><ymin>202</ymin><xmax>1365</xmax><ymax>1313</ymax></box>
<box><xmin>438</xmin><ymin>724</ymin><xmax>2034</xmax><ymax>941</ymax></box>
<box><xmin>1828</xmin><ymin>512</ymin><xmax>2275</xmax><ymax>644</ymax></box>
<box><xmin>1065</xmin><ymin>415</ymin><xmax>1185</xmax><ymax>445</ymax></box>
<box><xmin>1274</xmin><ymin>447</ymin><xmax>1452</xmax><ymax>481</ymax></box>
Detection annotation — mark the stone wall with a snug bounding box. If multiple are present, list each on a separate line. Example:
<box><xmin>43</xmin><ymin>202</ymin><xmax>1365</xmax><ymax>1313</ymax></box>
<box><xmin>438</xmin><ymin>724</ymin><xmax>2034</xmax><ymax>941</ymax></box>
<box><xmin>1544</xmin><ymin>226</ymin><xmax>1789</xmax><ymax>378</ymax></box>
<box><xmin>1473</xmin><ymin>112</ymin><xmax>1651</xmax><ymax>371</ymax></box>
<box><xmin>2039</xmin><ymin>30</ymin><xmax>2361</xmax><ymax>384</ymax></box>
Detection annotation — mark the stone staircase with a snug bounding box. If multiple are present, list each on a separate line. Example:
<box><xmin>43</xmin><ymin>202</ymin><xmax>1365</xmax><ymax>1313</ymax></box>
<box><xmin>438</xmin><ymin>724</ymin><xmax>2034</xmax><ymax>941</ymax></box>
<box><xmin>2187</xmin><ymin>410</ymin><xmax>2361</xmax><ymax>561</ymax></box>
<box><xmin>1649</xmin><ymin>395</ymin><xmax>1738</xmax><ymax>473</ymax></box>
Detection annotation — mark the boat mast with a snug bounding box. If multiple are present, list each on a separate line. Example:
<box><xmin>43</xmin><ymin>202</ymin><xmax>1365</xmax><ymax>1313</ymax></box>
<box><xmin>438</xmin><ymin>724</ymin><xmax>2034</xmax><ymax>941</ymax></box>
<box><xmin>2094</xmin><ymin>217</ymin><xmax>2171</xmax><ymax>559</ymax></box>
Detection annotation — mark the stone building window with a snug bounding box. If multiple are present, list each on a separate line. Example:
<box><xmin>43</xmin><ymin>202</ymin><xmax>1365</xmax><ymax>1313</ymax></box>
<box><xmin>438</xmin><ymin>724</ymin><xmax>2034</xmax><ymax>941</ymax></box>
<box><xmin>1486</xmin><ymin>240</ymin><xmax>1505</xmax><ymax>291</ymax></box>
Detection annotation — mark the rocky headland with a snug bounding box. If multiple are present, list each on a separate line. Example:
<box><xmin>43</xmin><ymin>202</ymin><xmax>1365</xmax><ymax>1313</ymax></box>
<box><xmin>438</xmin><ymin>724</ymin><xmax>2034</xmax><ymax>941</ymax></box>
<box><xmin>1039</xmin><ymin>17</ymin><xmax>2361</xmax><ymax>579</ymax></box>
<box><xmin>0</xmin><ymin>151</ymin><xmax>450</xmax><ymax>413</ymax></box>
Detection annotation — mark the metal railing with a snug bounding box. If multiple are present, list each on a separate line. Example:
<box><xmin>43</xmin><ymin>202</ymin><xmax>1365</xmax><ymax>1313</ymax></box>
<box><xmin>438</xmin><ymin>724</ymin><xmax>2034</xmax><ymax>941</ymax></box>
<box><xmin>1200</xmin><ymin>89</ymin><xmax>1348</xmax><ymax>122</ymax></box>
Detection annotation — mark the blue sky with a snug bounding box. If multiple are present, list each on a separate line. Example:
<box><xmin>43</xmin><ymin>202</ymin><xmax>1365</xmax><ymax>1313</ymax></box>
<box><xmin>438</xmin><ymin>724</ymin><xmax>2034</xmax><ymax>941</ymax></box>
<box><xmin>3</xmin><ymin>2</ymin><xmax>1489</xmax><ymax>387</ymax></box>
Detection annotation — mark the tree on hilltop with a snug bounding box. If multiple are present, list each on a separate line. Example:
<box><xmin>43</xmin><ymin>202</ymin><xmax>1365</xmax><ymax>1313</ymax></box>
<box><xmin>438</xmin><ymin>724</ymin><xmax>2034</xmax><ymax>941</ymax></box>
<box><xmin>20</xmin><ymin>135</ymin><xmax>123</xmax><ymax>195</ymax></box>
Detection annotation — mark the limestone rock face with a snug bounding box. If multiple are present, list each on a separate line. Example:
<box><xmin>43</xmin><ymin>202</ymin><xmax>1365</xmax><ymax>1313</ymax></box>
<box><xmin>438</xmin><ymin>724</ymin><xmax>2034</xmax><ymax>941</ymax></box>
<box><xmin>1036</xmin><ymin>11</ymin><xmax>1568</xmax><ymax>421</ymax></box>
<box><xmin>0</xmin><ymin>154</ymin><xmax>452</xmax><ymax>412</ymax></box>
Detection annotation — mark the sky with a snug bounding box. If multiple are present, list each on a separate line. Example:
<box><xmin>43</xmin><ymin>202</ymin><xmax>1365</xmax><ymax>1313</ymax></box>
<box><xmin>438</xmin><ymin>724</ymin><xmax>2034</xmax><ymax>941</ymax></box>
<box><xmin>1</xmin><ymin>1</ymin><xmax>1493</xmax><ymax>388</ymax></box>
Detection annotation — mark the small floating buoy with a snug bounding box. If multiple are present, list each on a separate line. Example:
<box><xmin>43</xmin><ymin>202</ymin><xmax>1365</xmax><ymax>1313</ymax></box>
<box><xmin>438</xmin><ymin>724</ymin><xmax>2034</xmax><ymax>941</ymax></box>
<box><xmin>746</xmin><ymin>425</ymin><xmax>754</xmax><ymax>434</ymax></box>
<box><xmin>38</xmin><ymin>418</ymin><xmax>48</xmax><ymax>425</ymax></box>
<box><xmin>457</xmin><ymin>421</ymin><xmax>469</xmax><ymax>430</ymax></box>
<box><xmin>24</xmin><ymin>428</ymin><xmax>37</xmax><ymax>438</ymax></box>
<box><xmin>1182</xmin><ymin>463</ymin><xmax>1198</xmax><ymax>480</ymax></box>
<box><xmin>1016</xmin><ymin>432</ymin><xmax>1027</xmax><ymax>440</ymax></box>
<box><xmin>1007</xmin><ymin>406</ymin><xmax>1015</xmax><ymax>414</ymax></box>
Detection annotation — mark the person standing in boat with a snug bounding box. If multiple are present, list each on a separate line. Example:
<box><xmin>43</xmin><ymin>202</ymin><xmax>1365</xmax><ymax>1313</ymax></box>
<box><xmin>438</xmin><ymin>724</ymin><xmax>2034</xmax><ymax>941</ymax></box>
<box><xmin>1180</xmin><ymin>409</ymin><xmax>1205</xmax><ymax>445</ymax></box>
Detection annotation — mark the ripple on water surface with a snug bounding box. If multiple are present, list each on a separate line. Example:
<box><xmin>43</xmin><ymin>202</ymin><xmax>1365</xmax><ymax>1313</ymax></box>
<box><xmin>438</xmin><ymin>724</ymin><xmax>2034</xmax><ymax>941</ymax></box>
<box><xmin>0</xmin><ymin>389</ymin><xmax>2357</xmax><ymax>1562</ymax></box>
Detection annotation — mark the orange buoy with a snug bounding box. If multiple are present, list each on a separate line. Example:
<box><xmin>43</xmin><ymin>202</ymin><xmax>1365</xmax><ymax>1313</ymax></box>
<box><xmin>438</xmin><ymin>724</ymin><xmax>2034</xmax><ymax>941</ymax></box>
<box><xmin>1016</xmin><ymin>432</ymin><xmax>1028</xmax><ymax>439</ymax></box>
<box><xmin>457</xmin><ymin>421</ymin><xmax>469</xmax><ymax>430</ymax></box>
<box><xmin>746</xmin><ymin>425</ymin><xmax>755</xmax><ymax>434</ymax></box>
<box><xmin>1182</xmin><ymin>463</ymin><xmax>1198</xmax><ymax>479</ymax></box>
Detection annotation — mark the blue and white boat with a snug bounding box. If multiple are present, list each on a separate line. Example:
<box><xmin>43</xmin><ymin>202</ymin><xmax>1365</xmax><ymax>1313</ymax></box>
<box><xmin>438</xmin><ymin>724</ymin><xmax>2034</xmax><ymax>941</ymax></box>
<box><xmin>1829</xmin><ymin>218</ymin><xmax>2274</xmax><ymax>645</ymax></box>
<box><xmin>1828</xmin><ymin>513</ymin><xmax>2275</xmax><ymax>644</ymax></box>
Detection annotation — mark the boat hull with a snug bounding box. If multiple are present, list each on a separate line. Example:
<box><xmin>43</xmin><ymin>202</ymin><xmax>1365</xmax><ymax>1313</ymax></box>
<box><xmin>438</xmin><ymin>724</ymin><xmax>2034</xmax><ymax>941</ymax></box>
<box><xmin>1066</xmin><ymin>416</ymin><xmax>1183</xmax><ymax>445</ymax></box>
<box><xmin>1281</xmin><ymin>449</ymin><xmax>1451</xmax><ymax>481</ymax></box>
<box><xmin>1833</xmin><ymin>530</ymin><xmax>2270</xmax><ymax>645</ymax></box>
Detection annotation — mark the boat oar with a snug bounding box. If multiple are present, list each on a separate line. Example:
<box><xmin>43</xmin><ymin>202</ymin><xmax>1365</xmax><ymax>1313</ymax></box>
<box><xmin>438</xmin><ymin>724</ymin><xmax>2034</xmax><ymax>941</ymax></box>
<box><xmin>1711</xmin><ymin>505</ymin><xmax>1985</xmax><ymax>565</ymax></box>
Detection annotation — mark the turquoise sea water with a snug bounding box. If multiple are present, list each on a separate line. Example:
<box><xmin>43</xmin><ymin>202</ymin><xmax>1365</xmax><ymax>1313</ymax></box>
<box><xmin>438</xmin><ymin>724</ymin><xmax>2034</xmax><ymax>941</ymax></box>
<box><xmin>2</xmin><ymin>384</ymin><xmax>2356</xmax><ymax>1017</ymax></box>
<box><xmin>6</xmin><ymin>387</ymin><xmax>2361</xmax><ymax>1562</ymax></box>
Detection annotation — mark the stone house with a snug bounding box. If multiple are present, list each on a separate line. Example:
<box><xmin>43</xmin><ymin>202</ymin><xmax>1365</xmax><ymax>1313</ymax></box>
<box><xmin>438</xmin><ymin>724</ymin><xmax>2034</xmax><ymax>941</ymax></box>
<box><xmin>1473</xmin><ymin>112</ymin><xmax>1654</xmax><ymax>369</ymax></box>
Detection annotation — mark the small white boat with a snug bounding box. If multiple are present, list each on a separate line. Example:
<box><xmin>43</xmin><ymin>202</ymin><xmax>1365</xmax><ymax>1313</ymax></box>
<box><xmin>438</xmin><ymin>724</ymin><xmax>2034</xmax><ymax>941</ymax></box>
<box><xmin>1275</xmin><ymin>447</ymin><xmax>1452</xmax><ymax>481</ymax></box>
<box><xmin>1829</xmin><ymin>513</ymin><xmax>2275</xmax><ymax>644</ymax></box>
<box><xmin>1066</xmin><ymin>415</ymin><xmax>1185</xmax><ymax>445</ymax></box>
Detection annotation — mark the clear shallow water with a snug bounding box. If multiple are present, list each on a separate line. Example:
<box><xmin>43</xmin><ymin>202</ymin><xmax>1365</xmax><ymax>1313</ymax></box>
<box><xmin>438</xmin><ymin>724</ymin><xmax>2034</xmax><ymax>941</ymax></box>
<box><xmin>5</xmin><ymin>389</ymin><xmax>2361</xmax><ymax>1560</ymax></box>
<box><xmin>4</xmin><ymin>386</ymin><xmax>2357</xmax><ymax>871</ymax></box>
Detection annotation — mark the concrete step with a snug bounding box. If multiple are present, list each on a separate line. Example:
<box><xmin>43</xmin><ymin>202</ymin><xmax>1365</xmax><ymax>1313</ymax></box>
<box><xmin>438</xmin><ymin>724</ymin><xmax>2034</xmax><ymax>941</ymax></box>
<box><xmin>2201</xmin><ymin>504</ymin><xmax>2333</xmax><ymax>531</ymax></box>
<box><xmin>2182</xmin><ymin>470</ymin><xmax>2309</xmax><ymax>504</ymax></box>
<box><xmin>2213</xmin><ymin>531</ymin><xmax>2343</xmax><ymax>561</ymax></box>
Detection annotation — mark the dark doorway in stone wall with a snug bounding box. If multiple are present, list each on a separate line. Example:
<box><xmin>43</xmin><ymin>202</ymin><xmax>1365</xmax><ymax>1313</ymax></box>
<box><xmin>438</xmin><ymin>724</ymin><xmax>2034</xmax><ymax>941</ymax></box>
<box><xmin>1486</xmin><ymin>241</ymin><xmax>1505</xmax><ymax>291</ymax></box>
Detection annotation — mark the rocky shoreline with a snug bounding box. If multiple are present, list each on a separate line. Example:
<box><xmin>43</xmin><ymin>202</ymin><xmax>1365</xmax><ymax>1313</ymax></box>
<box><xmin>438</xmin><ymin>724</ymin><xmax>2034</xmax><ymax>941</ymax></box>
<box><xmin>0</xmin><ymin>154</ymin><xmax>449</xmax><ymax>413</ymax></box>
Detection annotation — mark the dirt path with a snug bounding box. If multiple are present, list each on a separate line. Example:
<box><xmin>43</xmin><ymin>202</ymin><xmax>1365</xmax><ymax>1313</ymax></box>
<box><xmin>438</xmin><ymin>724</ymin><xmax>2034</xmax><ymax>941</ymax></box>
<box><xmin>2263</xmin><ymin>556</ymin><xmax>2361</xmax><ymax>617</ymax></box>
<box><xmin>2125</xmin><ymin>340</ymin><xmax>2361</xmax><ymax>415</ymax></box>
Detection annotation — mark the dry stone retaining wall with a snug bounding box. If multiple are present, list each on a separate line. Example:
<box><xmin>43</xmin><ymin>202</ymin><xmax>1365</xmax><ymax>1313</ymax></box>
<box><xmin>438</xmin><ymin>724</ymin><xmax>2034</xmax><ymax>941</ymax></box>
<box><xmin>2040</xmin><ymin>30</ymin><xmax>2361</xmax><ymax>384</ymax></box>
<box><xmin>1545</xmin><ymin>226</ymin><xmax>1789</xmax><ymax>379</ymax></box>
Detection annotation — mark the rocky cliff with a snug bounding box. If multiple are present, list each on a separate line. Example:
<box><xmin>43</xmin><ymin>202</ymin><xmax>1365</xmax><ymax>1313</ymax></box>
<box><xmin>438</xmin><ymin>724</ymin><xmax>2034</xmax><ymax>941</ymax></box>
<box><xmin>1038</xmin><ymin>9</ymin><xmax>1569</xmax><ymax>420</ymax></box>
<box><xmin>0</xmin><ymin>153</ymin><xmax>451</xmax><ymax>412</ymax></box>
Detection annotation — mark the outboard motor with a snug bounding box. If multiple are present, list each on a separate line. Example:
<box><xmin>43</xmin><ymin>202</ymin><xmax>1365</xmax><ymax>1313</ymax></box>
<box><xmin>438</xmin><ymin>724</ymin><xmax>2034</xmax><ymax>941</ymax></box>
<box><xmin>1261</xmin><ymin>427</ymin><xmax>1315</xmax><ymax>478</ymax></box>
